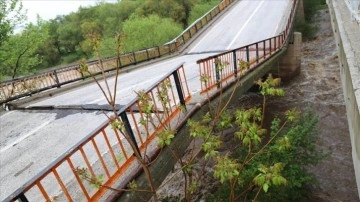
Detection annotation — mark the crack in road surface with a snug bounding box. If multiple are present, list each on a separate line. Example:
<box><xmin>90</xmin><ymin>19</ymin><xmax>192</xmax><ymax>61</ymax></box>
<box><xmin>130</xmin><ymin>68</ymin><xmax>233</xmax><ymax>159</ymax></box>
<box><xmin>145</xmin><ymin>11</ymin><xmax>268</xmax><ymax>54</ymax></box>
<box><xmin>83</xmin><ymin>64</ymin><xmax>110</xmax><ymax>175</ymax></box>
<box><xmin>14</xmin><ymin>162</ymin><xmax>34</xmax><ymax>177</ymax></box>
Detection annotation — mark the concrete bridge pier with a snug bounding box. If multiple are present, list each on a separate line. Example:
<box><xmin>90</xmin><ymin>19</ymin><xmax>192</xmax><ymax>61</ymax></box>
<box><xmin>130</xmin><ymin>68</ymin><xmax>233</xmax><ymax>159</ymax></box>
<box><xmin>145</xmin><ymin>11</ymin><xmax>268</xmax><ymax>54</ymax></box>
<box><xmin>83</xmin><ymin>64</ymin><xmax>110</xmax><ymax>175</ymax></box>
<box><xmin>272</xmin><ymin>32</ymin><xmax>302</xmax><ymax>82</ymax></box>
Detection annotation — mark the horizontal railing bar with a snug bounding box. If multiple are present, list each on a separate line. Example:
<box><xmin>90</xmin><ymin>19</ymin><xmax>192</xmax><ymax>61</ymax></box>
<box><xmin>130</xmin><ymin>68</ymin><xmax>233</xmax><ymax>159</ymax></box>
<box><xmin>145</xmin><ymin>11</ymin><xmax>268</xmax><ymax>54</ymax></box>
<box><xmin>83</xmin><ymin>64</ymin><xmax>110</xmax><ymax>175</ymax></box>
<box><xmin>196</xmin><ymin>35</ymin><xmax>283</xmax><ymax>63</ymax></box>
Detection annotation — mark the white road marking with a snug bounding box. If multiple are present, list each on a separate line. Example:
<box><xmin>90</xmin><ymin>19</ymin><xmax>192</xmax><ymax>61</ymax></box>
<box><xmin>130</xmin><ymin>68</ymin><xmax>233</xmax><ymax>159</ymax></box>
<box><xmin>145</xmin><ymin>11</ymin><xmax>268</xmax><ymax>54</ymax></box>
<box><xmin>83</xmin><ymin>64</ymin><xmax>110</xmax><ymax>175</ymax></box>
<box><xmin>189</xmin><ymin>1</ymin><xmax>246</xmax><ymax>53</ymax></box>
<box><xmin>0</xmin><ymin>111</ymin><xmax>15</xmax><ymax>119</ymax></box>
<box><xmin>0</xmin><ymin>120</ymin><xmax>51</xmax><ymax>153</ymax></box>
<box><xmin>226</xmin><ymin>1</ymin><xmax>265</xmax><ymax>50</ymax></box>
<box><xmin>88</xmin><ymin>97</ymin><xmax>105</xmax><ymax>104</ymax></box>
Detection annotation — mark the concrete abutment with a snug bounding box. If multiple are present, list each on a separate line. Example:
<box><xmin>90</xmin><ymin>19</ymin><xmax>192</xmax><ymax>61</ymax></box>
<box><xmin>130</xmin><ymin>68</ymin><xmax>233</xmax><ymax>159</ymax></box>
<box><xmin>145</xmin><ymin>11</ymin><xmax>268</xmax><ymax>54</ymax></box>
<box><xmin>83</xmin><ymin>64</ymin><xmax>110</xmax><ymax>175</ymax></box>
<box><xmin>272</xmin><ymin>32</ymin><xmax>302</xmax><ymax>81</ymax></box>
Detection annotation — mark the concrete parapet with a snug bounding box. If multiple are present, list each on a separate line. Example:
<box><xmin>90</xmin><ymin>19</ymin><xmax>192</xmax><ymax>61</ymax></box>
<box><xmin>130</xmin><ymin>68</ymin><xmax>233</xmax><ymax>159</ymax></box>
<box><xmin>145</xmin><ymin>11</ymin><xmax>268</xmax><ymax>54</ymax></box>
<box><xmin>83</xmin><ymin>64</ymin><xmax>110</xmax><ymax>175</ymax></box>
<box><xmin>328</xmin><ymin>0</ymin><xmax>360</xmax><ymax>198</ymax></box>
<box><xmin>272</xmin><ymin>32</ymin><xmax>302</xmax><ymax>82</ymax></box>
<box><xmin>297</xmin><ymin>0</ymin><xmax>305</xmax><ymax>21</ymax></box>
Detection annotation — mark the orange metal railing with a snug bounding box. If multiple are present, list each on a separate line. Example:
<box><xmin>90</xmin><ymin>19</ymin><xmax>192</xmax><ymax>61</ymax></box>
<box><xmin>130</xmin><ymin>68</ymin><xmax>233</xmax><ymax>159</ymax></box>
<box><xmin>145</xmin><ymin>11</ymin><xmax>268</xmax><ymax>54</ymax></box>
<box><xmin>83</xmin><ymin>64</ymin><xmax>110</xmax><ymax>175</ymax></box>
<box><xmin>197</xmin><ymin>35</ymin><xmax>284</xmax><ymax>93</ymax></box>
<box><xmin>0</xmin><ymin>44</ymin><xmax>176</xmax><ymax>105</ymax></box>
<box><xmin>6</xmin><ymin>64</ymin><xmax>191</xmax><ymax>202</ymax></box>
<box><xmin>197</xmin><ymin>0</ymin><xmax>299</xmax><ymax>93</ymax></box>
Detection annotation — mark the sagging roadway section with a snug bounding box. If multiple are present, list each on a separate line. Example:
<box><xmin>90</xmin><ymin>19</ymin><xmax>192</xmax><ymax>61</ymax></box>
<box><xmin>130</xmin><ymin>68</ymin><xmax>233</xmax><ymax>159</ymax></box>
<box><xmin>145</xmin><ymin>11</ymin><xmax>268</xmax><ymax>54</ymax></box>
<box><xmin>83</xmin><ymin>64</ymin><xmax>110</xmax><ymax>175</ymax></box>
<box><xmin>328</xmin><ymin>0</ymin><xmax>360</xmax><ymax>198</ymax></box>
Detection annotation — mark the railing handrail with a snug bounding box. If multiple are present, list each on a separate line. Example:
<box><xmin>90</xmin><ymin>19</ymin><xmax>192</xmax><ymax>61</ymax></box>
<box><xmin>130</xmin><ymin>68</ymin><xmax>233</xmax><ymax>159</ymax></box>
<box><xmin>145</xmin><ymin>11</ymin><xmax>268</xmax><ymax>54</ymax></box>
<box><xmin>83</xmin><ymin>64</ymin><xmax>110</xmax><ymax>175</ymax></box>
<box><xmin>0</xmin><ymin>45</ymin><xmax>171</xmax><ymax>85</ymax></box>
<box><xmin>196</xmin><ymin>34</ymin><xmax>285</xmax><ymax>64</ymax></box>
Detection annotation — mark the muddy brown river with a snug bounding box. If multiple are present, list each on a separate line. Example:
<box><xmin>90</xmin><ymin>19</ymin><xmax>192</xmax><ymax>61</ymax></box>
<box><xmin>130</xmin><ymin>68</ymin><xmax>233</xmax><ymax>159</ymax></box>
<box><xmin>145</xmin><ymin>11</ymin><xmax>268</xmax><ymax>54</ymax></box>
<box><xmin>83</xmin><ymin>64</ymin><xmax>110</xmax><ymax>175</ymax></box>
<box><xmin>264</xmin><ymin>9</ymin><xmax>359</xmax><ymax>201</ymax></box>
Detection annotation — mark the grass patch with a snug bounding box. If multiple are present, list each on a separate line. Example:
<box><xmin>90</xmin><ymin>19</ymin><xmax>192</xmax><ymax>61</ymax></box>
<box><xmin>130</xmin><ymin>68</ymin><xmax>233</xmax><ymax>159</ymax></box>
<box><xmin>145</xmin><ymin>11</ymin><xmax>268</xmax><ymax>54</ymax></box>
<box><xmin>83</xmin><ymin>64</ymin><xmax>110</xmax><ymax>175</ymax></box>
<box><xmin>295</xmin><ymin>0</ymin><xmax>327</xmax><ymax>40</ymax></box>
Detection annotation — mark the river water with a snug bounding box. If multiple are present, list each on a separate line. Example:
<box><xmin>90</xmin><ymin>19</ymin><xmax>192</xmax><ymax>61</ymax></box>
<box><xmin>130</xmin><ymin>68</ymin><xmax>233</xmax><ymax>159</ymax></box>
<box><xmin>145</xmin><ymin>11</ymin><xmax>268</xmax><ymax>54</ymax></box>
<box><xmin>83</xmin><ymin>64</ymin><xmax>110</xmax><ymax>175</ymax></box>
<box><xmin>259</xmin><ymin>9</ymin><xmax>359</xmax><ymax>201</ymax></box>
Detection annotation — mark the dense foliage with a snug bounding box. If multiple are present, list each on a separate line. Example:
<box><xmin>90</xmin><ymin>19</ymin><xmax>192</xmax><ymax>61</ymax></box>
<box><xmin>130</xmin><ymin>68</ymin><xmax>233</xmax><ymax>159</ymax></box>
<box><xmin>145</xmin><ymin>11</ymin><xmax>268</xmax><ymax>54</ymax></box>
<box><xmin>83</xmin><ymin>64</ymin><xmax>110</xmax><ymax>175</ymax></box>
<box><xmin>207</xmin><ymin>110</ymin><xmax>326</xmax><ymax>202</ymax></box>
<box><xmin>0</xmin><ymin>0</ymin><xmax>24</xmax><ymax>46</ymax></box>
<box><xmin>0</xmin><ymin>22</ymin><xmax>47</xmax><ymax>79</ymax></box>
<box><xmin>0</xmin><ymin>0</ymin><xmax>220</xmax><ymax>81</ymax></box>
<box><xmin>295</xmin><ymin>0</ymin><xmax>327</xmax><ymax>39</ymax></box>
<box><xmin>122</xmin><ymin>15</ymin><xmax>182</xmax><ymax>52</ymax></box>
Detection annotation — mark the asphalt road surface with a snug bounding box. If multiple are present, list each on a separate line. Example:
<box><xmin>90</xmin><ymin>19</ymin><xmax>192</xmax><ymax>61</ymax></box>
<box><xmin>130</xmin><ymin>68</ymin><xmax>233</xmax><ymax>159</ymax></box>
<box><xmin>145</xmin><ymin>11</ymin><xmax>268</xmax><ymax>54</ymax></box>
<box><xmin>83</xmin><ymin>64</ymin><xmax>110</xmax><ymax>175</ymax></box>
<box><xmin>0</xmin><ymin>0</ymin><xmax>292</xmax><ymax>200</ymax></box>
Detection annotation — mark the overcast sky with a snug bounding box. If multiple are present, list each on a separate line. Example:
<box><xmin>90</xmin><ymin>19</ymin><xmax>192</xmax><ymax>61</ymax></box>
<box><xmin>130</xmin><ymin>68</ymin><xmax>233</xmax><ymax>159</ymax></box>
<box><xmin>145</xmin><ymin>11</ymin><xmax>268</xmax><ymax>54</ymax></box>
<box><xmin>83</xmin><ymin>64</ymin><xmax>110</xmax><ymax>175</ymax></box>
<box><xmin>20</xmin><ymin>0</ymin><xmax>118</xmax><ymax>24</ymax></box>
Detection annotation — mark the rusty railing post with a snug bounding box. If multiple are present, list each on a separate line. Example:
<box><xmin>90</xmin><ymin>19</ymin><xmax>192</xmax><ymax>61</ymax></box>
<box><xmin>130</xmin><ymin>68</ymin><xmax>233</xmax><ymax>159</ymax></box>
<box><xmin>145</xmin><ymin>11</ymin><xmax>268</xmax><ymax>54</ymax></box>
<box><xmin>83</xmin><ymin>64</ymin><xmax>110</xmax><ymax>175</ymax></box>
<box><xmin>132</xmin><ymin>52</ymin><xmax>137</xmax><ymax>64</ymax></box>
<box><xmin>246</xmin><ymin>46</ymin><xmax>250</xmax><ymax>64</ymax></box>
<box><xmin>263</xmin><ymin>40</ymin><xmax>266</xmax><ymax>58</ymax></box>
<box><xmin>215</xmin><ymin>57</ymin><xmax>221</xmax><ymax>89</ymax></box>
<box><xmin>118</xmin><ymin>56</ymin><xmax>122</xmax><ymax>68</ymax></box>
<box><xmin>167</xmin><ymin>43</ymin><xmax>171</xmax><ymax>54</ymax></box>
<box><xmin>119</xmin><ymin>111</ymin><xmax>141</xmax><ymax>157</ymax></box>
<box><xmin>255</xmin><ymin>43</ymin><xmax>259</xmax><ymax>64</ymax></box>
<box><xmin>172</xmin><ymin>70</ymin><xmax>186</xmax><ymax>109</ymax></box>
<box><xmin>146</xmin><ymin>49</ymin><xmax>150</xmax><ymax>60</ymax></box>
<box><xmin>232</xmin><ymin>51</ymin><xmax>237</xmax><ymax>78</ymax></box>
<box><xmin>53</xmin><ymin>70</ymin><xmax>61</xmax><ymax>88</ymax></box>
<box><xmin>157</xmin><ymin>46</ymin><xmax>161</xmax><ymax>57</ymax></box>
<box><xmin>15</xmin><ymin>193</ymin><xmax>29</xmax><ymax>202</ymax></box>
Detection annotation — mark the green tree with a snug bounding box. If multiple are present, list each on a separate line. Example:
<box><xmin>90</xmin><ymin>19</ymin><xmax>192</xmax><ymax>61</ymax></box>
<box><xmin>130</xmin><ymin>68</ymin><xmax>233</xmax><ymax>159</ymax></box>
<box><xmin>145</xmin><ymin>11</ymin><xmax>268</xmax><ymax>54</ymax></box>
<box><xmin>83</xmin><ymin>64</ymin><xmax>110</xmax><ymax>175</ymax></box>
<box><xmin>122</xmin><ymin>14</ymin><xmax>182</xmax><ymax>52</ymax></box>
<box><xmin>188</xmin><ymin>0</ymin><xmax>219</xmax><ymax>24</ymax></box>
<box><xmin>0</xmin><ymin>0</ymin><xmax>25</xmax><ymax>46</ymax></box>
<box><xmin>47</xmin><ymin>17</ymin><xmax>63</xmax><ymax>55</ymax></box>
<box><xmin>0</xmin><ymin>21</ymin><xmax>47</xmax><ymax>80</ymax></box>
<box><xmin>35</xmin><ymin>19</ymin><xmax>62</xmax><ymax>69</ymax></box>
<box><xmin>56</xmin><ymin>13</ymin><xmax>83</xmax><ymax>53</ymax></box>
<box><xmin>80</xmin><ymin>21</ymin><xmax>103</xmax><ymax>56</ymax></box>
<box><xmin>93</xmin><ymin>1</ymin><xmax>140</xmax><ymax>36</ymax></box>
<box><xmin>135</xmin><ymin>0</ymin><xmax>196</xmax><ymax>28</ymax></box>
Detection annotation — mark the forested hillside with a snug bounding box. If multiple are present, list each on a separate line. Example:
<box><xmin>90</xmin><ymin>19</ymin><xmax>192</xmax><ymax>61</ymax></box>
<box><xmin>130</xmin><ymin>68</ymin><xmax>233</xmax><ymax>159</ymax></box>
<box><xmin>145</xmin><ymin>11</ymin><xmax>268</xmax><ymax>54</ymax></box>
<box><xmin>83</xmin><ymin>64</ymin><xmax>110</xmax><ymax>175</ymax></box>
<box><xmin>0</xmin><ymin>0</ymin><xmax>219</xmax><ymax>81</ymax></box>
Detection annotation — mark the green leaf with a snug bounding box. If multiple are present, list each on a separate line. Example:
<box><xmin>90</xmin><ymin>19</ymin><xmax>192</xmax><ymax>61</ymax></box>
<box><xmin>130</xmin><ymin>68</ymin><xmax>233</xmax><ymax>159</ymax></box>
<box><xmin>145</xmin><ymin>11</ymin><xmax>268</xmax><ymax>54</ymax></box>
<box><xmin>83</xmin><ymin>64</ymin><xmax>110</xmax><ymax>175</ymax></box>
<box><xmin>254</xmin><ymin>174</ymin><xmax>266</xmax><ymax>185</ymax></box>
<box><xmin>243</xmin><ymin>136</ymin><xmax>251</xmax><ymax>145</ymax></box>
<box><xmin>263</xmin><ymin>183</ymin><xmax>269</xmax><ymax>192</ymax></box>
<box><xmin>285</xmin><ymin>108</ymin><xmax>300</xmax><ymax>122</ymax></box>
<box><xmin>128</xmin><ymin>180</ymin><xmax>137</xmax><ymax>190</ymax></box>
